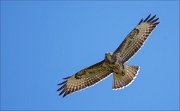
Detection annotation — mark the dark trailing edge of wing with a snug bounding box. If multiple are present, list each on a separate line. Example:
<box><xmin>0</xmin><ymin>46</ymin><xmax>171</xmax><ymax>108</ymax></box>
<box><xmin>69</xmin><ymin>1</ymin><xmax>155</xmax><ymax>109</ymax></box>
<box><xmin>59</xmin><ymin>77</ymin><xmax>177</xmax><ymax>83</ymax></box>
<box><xmin>138</xmin><ymin>14</ymin><xmax>160</xmax><ymax>25</ymax></box>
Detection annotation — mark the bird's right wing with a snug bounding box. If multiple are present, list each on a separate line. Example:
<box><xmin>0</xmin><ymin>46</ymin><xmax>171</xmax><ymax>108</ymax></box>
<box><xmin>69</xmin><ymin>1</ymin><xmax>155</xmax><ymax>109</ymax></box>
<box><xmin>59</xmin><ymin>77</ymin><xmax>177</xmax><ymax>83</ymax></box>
<box><xmin>114</xmin><ymin>14</ymin><xmax>160</xmax><ymax>63</ymax></box>
<box><xmin>57</xmin><ymin>60</ymin><xmax>113</xmax><ymax>97</ymax></box>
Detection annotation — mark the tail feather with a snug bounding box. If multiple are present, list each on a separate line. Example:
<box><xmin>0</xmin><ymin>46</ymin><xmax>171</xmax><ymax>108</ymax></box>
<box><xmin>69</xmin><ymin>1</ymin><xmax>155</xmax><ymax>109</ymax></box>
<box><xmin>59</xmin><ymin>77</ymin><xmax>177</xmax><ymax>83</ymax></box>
<box><xmin>113</xmin><ymin>64</ymin><xmax>140</xmax><ymax>90</ymax></box>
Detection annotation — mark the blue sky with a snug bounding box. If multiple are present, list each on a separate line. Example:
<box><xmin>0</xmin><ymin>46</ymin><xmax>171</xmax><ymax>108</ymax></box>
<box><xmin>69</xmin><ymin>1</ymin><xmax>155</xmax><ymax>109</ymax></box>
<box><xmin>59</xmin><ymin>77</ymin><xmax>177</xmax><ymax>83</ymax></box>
<box><xmin>1</xmin><ymin>1</ymin><xmax>179</xmax><ymax>110</ymax></box>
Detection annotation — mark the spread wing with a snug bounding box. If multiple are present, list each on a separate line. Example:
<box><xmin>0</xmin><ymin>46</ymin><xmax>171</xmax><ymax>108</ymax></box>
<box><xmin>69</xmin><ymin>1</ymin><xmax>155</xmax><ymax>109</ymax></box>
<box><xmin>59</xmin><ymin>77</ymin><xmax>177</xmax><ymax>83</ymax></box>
<box><xmin>57</xmin><ymin>60</ymin><xmax>113</xmax><ymax>97</ymax></box>
<box><xmin>114</xmin><ymin>14</ymin><xmax>160</xmax><ymax>63</ymax></box>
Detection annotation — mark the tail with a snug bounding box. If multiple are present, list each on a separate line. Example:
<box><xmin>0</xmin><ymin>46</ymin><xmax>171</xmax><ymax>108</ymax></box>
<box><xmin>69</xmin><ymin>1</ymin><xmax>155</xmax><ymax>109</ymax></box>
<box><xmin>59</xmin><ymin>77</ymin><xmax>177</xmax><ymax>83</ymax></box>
<box><xmin>112</xmin><ymin>64</ymin><xmax>140</xmax><ymax>90</ymax></box>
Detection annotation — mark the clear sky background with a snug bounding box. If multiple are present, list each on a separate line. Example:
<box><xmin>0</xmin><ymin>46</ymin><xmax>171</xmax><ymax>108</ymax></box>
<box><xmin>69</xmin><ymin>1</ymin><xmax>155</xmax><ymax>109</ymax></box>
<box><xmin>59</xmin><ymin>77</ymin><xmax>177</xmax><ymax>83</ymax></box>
<box><xmin>1</xmin><ymin>1</ymin><xmax>179</xmax><ymax>110</ymax></box>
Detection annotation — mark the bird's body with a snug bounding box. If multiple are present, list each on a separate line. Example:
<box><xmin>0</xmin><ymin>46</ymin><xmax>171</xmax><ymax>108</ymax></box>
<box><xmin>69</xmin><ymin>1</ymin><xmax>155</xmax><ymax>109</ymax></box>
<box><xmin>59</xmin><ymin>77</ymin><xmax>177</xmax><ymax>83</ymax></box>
<box><xmin>57</xmin><ymin>14</ymin><xmax>160</xmax><ymax>97</ymax></box>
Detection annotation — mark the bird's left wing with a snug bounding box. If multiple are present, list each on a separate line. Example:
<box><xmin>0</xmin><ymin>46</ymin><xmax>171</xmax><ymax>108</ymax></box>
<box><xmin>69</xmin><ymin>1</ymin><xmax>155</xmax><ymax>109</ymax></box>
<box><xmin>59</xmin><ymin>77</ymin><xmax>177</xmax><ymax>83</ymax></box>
<box><xmin>57</xmin><ymin>60</ymin><xmax>113</xmax><ymax>97</ymax></box>
<box><xmin>114</xmin><ymin>14</ymin><xmax>160</xmax><ymax>63</ymax></box>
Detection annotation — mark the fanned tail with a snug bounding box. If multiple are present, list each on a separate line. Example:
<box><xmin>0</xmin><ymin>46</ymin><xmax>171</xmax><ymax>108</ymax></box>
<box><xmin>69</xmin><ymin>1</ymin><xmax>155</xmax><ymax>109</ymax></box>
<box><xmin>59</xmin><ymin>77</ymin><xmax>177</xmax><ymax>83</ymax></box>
<box><xmin>113</xmin><ymin>64</ymin><xmax>140</xmax><ymax>90</ymax></box>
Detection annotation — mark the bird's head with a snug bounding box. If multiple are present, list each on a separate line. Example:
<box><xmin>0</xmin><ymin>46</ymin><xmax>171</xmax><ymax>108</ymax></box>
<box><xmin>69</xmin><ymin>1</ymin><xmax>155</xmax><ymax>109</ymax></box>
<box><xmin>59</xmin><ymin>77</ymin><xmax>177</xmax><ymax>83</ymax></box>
<box><xmin>105</xmin><ymin>52</ymin><xmax>115</xmax><ymax>63</ymax></box>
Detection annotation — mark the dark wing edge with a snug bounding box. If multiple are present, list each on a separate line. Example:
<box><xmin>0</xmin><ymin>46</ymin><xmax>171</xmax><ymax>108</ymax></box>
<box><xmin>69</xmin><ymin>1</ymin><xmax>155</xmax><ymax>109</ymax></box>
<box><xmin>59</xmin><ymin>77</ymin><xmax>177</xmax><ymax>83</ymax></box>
<box><xmin>57</xmin><ymin>60</ymin><xmax>113</xmax><ymax>97</ymax></box>
<box><xmin>138</xmin><ymin>14</ymin><xmax>160</xmax><ymax>25</ymax></box>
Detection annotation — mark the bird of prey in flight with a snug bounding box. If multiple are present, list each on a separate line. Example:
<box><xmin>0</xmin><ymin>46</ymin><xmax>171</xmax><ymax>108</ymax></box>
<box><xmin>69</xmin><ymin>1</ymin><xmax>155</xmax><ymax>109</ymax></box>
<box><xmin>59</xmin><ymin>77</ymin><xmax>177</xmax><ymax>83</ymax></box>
<box><xmin>57</xmin><ymin>14</ymin><xmax>160</xmax><ymax>97</ymax></box>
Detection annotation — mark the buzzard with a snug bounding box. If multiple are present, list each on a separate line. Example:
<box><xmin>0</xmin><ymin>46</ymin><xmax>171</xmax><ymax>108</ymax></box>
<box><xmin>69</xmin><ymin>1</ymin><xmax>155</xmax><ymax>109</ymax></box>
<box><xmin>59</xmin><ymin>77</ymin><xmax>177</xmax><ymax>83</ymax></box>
<box><xmin>57</xmin><ymin>14</ymin><xmax>159</xmax><ymax>97</ymax></box>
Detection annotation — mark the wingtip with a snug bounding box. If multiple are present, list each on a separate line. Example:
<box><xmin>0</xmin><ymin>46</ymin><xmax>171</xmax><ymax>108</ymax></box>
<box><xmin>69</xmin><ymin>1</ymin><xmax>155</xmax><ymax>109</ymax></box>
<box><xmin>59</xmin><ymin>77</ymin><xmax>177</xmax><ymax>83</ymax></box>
<box><xmin>154</xmin><ymin>22</ymin><xmax>160</xmax><ymax>25</ymax></box>
<box><xmin>59</xmin><ymin>89</ymin><xmax>66</xmax><ymax>96</ymax></box>
<box><xmin>57</xmin><ymin>80</ymin><xmax>67</xmax><ymax>86</ymax></box>
<box><xmin>144</xmin><ymin>14</ymin><xmax>151</xmax><ymax>22</ymax></box>
<box><xmin>57</xmin><ymin>85</ymin><xmax>66</xmax><ymax>91</ymax></box>
<box><xmin>138</xmin><ymin>18</ymin><xmax>143</xmax><ymax>25</ymax></box>
<box><xmin>151</xmin><ymin>18</ymin><xmax>159</xmax><ymax>23</ymax></box>
<box><xmin>63</xmin><ymin>92</ymin><xmax>68</xmax><ymax>97</ymax></box>
<box><xmin>139</xmin><ymin>14</ymin><xmax>160</xmax><ymax>26</ymax></box>
<box><xmin>147</xmin><ymin>15</ymin><xmax>156</xmax><ymax>22</ymax></box>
